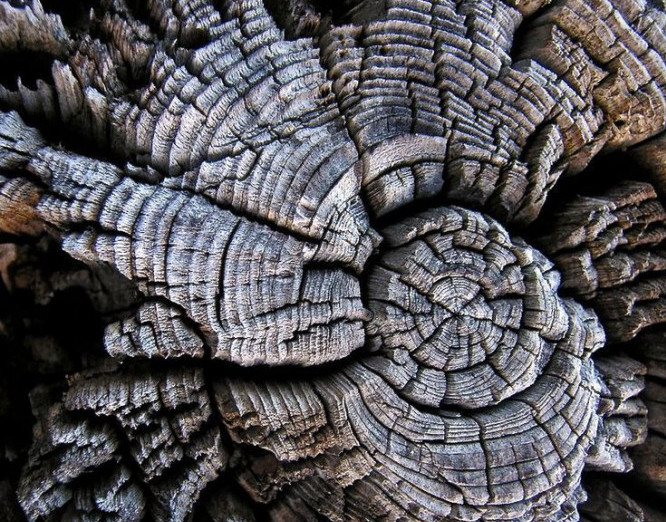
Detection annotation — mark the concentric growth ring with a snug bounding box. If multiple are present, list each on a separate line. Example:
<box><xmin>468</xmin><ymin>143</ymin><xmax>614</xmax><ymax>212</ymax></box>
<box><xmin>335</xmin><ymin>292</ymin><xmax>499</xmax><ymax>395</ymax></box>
<box><xmin>365</xmin><ymin>206</ymin><xmax>604</xmax><ymax>410</ymax></box>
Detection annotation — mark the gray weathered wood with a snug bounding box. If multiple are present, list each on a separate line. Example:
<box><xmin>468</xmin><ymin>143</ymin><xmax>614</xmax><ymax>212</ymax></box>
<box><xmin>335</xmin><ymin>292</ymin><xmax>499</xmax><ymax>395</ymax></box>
<box><xmin>1</xmin><ymin>0</ymin><xmax>666</xmax><ymax>520</ymax></box>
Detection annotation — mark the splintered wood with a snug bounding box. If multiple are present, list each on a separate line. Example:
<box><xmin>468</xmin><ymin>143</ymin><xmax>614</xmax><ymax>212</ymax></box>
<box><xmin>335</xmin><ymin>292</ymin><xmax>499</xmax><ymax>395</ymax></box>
<box><xmin>1</xmin><ymin>0</ymin><xmax>666</xmax><ymax>520</ymax></box>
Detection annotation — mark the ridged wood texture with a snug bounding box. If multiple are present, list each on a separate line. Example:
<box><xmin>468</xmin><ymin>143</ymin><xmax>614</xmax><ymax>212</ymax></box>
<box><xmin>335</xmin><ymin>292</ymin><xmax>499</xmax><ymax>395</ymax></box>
<box><xmin>1</xmin><ymin>0</ymin><xmax>666</xmax><ymax>520</ymax></box>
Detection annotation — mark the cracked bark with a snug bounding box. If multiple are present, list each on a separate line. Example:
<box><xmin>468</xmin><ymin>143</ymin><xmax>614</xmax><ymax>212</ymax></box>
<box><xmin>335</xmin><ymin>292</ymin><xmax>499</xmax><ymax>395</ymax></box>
<box><xmin>1</xmin><ymin>0</ymin><xmax>666</xmax><ymax>520</ymax></box>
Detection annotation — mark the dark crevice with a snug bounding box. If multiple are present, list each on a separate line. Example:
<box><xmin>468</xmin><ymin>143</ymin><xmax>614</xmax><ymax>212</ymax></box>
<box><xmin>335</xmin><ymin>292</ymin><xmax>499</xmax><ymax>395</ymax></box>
<box><xmin>0</xmin><ymin>233</ymin><xmax>41</xmax><ymax>246</ymax></box>
<box><xmin>193</xmin><ymin>469</ymin><xmax>270</xmax><ymax>522</ymax></box>
<box><xmin>124</xmin><ymin>0</ymin><xmax>166</xmax><ymax>37</ymax></box>
<box><xmin>200</xmin><ymin>354</ymin><xmax>243</xmax><ymax>483</ymax></box>
<box><xmin>180</xmin><ymin>30</ymin><xmax>211</xmax><ymax>51</ymax></box>
<box><xmin>116</xmin><ymin>60</ymin><xmax>153</xmax><ymax>95</ymax></box>
<box><xmin>211</xmin><ymin>0</ymin><xmax>241</xmax><ymax>25</ymax></box>
<box><xmin>0</xmin><ymin>166</ymin><xmax>49</xmax><ymax>192</ymax></box>
<box><xmin>524</xmin><ymin>148</ymin><xmax>653</xmax><ymax>245</ymax></box>
<box><xmin>108</xmin><ymin>346</ymin><xmax>367</xmax><ymax>383</ymax></box>
<box><xmin>0</xmin><ymin>15</ymin><xmax>149</xmax><ymax>161</ymax></box>
<box><xmin>508</xmin><ymin>3</ymin><xmax>550</xmax><ymax>63</ymax></box>
<box><xmin>0</xmin><ymin>240</ymin><xmax>123</xmax><ymax>521</ymax></box>
<box><xmin>584</xmin><ymin>470</ymin><xmax>662</xmax><ymax>520</ymax></box>
<box><xmin>645</xmin><ymin>372</ymin><xmax>666</xmax><ymax>389</ymax></box>
<box><xmin>617</xmin><ymin>321</ymin><xmax>666</xmax><ymax>353</ymax></box>
<box><xmin>0</xmin><ymin>51</ymin><xmax>57</xmax><ymax>91</ymax></box>
<box><xmin>262</xmin><ymin>0</ymin><xmax>387</xmax><ymax>40</ymax></box>
<box><xmin>40</xmin><ymin>0</ymin><xmax>99</xmax><ymax>34</ymax></box>
<box><xmin>192</xmin><ymin>420</ymin><xmax>271</xmax><ymax>522</ymax></box>
<box><xmin>0</xmin><ymin>100</ymin><xmax>121</xmax><ymax>170</ymax></box>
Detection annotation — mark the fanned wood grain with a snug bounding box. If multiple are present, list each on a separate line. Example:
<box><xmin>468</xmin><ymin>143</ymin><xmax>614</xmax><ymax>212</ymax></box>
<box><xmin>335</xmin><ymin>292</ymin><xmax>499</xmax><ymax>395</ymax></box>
<box><xmin>516</xmin><ymin>0</ymin><xmax>666</xmax><ymax>149</ymax></box>
<box><xmin>625</xmin><ymin>329</ymin><xmax>666</xmax><ymax>512</ymax></box>
<box><xmin>586</xmin><ymin>354</ymin><xmax>647</xmax><ymax>473</ymax></box>
<box><xmin>319</xmin><ymin>0</ymin><xmax>666</xmax><ymax>222</ymax></box>
<box><xmin>1</xmin><ymin>111</ymin><xmax>370</xmax><ymax>366</ymax></box>
<box><xmin>18</xmin><ymin>403</ymin><xmax>147</xmax><ymax>521</ymax></box>
<box><xmin>217</xmin><ymin>357</ymin><xmax>601</xmax><ymax>521</ymax></box>
<box><xmin>539</xmin><ymin>180</ymin><xmax>666</xmax><ymax>342</ymax></box>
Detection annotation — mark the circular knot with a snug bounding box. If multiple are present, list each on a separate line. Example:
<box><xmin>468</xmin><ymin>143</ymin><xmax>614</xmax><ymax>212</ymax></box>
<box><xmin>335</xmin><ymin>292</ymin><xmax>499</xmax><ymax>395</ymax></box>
<box><xmin>365</xmin><ymin>206</ymin><xmax>601</xmax><ymax>409</ymax></box>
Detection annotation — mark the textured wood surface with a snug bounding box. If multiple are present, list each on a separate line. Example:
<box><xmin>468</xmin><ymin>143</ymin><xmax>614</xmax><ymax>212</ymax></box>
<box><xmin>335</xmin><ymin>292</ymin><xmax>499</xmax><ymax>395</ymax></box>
<box><xmin>1</xmin><ymin>0</ymin><xmax>666</xmax><ymax>520</ymax></box>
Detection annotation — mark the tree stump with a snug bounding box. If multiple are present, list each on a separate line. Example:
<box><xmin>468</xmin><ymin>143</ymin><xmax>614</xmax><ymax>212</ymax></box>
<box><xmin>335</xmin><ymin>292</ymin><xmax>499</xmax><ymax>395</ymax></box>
<box><xmin>0</xmin><ymin>0</ymin><xmax>665</xmax><ymax>520</ymax></box>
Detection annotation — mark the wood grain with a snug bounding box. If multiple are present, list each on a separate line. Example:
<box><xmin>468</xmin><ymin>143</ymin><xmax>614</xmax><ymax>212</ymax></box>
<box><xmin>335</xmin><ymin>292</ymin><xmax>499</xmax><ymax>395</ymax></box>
<box><xmin>0</xmin><ymin>0</ymin><xmax>665</xmax><ymax>520</ymax></box>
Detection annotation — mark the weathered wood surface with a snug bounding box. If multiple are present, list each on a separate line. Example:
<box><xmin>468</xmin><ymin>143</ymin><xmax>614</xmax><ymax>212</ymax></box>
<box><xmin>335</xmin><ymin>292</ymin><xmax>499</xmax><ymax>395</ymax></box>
<box><xmin>1</xmin><ymin>0</ymin><xmax>666</xmax><ymax>520</ymax></box>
